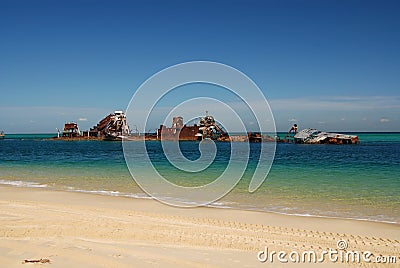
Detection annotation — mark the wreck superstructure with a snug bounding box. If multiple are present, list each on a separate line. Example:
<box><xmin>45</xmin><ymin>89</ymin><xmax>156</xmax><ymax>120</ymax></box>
<box><xmin>196</xmin><ymin>112</ymin><xmax>228</xmax><ymax>141</ymax></box>
<box><xmin>89</xmin><ymin>111</ymin><xmax>130</xmax><ymax>140</ymax></box>
<box><xmin>157</xmin><ymin>116</ymin><xmax>200</xmax><ymax>141</ymax></box>
<box><xmin>62</xmin><ymin>123</ymin><xmax>80</xmax><ymax>138</ymax></box>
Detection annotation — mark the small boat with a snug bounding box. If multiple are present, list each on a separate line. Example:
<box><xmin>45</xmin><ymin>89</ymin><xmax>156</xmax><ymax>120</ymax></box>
<box><xmin>0</xmin><ymin>131</ymin><xmax>4</xmax><ymax>139</ymax></box>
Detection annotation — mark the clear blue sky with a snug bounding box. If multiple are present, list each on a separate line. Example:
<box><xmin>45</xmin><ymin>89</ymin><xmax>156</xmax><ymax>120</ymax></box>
<box><xmin>1</xmin><ymin>0</ymin><xmax>399</xmax><ymax>132</ymax></box>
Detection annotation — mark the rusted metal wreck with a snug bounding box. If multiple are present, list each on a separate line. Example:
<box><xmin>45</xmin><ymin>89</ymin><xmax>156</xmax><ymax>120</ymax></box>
<box><xmin>283</xmin><ymin>128</ymin><xmax>359</xmax><ymax>144</ymax></box>
<box><xmin>157</xmin><ymin>112</ymin><xmax>229</xmax><ymax>141</ymax></box>
<box><xmin>157</xmin><ymin>116</ymin><xmax>199</xmax><ymax>141</ymax></box>
<box><xmin>88</xmin><ymin>110</ymin><xmax>130</xmax><ymax>140</ymax></box>
<box><xmin>61</xmin><ymin>122</ymin><xmax>80</xmax><ymax>138</ymax></box>
<box><xmin>56</xmin><ymin>111</ymin><xmax>130</xmax><ymax>141</ymax></box>
<box><xmin>54</xmin><ymin>110</ymin><xmax>359</xmax><ymax>144</ymax></box>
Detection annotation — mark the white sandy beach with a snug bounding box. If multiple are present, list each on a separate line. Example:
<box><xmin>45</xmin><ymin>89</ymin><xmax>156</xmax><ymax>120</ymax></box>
<box><xmin>0</xmin><ymin>185</ymin><xmax>399</xmax><ymax>267</ymax></box>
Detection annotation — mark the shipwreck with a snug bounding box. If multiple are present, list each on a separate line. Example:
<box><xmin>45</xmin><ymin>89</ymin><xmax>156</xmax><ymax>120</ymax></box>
<box><xmin>61</xmin><ymin>122</ymin><xmax>80</xmax><ymax>138</ymax></box>
<box><xmin>157</xmin><ymin>112</ymin><xmax>229</xmax><ymax>141</ymax></box>
<box><xmin>87</xmin><ymin>110</ymin><xmax>130</xmax><ymax>140</ymax></box>
<box><xmin>196</xmin><ymin>112</ymin><xmax>229</xmax><ymax>141</ymax></box>
<box><xmin>56</xmin><ymin>111</ymin><xmax>130</xmax><ymax>141</ymax></box>
<box><xmin>283</xmin><ymin>128</ymin><xmax>359</xmax><ymax>144</ymax></box>
<box><xmin>54</xmin><ymin>110</ymin><xmax>359</xmax><ymax>144</ymax></box>
<box><xmin>157</xmin><ymin>116</ymin><xmax>199</xmax><ymax>141</ymax></box>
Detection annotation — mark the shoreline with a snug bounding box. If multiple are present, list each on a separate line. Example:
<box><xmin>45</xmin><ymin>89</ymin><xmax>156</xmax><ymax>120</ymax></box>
<box><xmin>0</xmin><ymin>179</ymin><xmax>398</xmax><ymax>225</ymax></box>
<box><xmin>1</xmin><ymin>185</ymin><xmax>399</xmax><ymax>267</ymax></box>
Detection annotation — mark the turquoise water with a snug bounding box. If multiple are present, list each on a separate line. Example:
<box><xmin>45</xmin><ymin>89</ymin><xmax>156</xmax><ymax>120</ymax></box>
<box><xmin>0</xmin><ymin>133</ymin><xmax>399</xmax><ymax>223</ymax></box>
<box><xmin>3</xmin><ymin>133</ymin><xmax>57</xmax><ymax>139</ymax></box>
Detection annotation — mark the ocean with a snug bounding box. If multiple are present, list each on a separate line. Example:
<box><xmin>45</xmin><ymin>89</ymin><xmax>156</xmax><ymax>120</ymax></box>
<box><xmin>0</xmin><ymin>133</ymin><xmax>399</xmax><ymax>223</ymax></box>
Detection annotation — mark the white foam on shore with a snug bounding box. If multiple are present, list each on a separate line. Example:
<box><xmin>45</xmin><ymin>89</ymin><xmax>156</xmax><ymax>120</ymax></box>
<box><xmin>237</xmin><ymin>206</ymin><xmax>399</xmax><ymax>225</ymax></box>
<box><xmin>0</xmin><ymin>179</ymin><xmax>47</xmax><ymax>188</ymax></box>
<box><xmin>66</xmin><ymin>187</ymin><xmax>152</xmax><ymax>199</ymax></box>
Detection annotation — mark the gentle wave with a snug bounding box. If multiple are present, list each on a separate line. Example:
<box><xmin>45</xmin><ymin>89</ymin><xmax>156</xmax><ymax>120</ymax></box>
<box><xmin>0</xmin><ymin>179</ymin><xmax>48</xmax><ymax>188</ymax></box>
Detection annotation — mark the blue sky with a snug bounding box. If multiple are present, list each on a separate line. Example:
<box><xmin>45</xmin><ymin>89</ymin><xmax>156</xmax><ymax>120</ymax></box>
<box><xmin>0</xmin><ymin>0</ymin><xmax>399</xmax><ymax>133</ymax></box>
